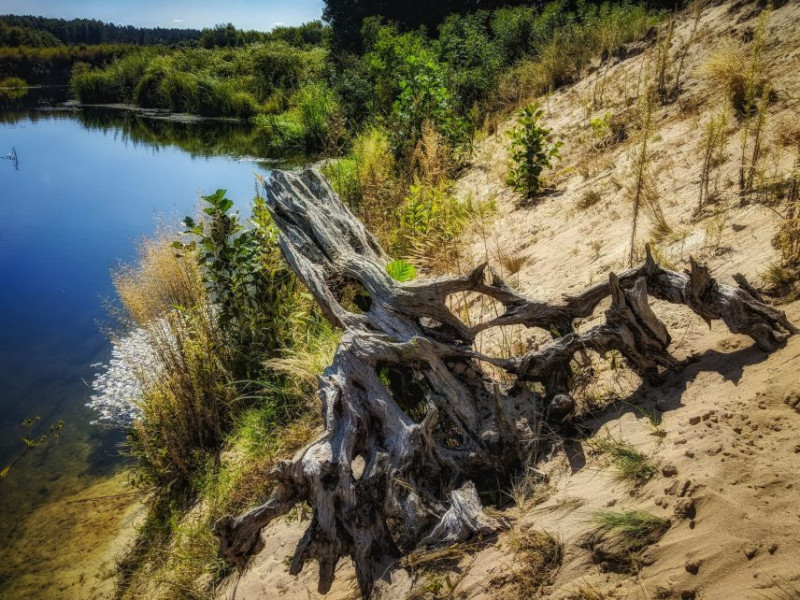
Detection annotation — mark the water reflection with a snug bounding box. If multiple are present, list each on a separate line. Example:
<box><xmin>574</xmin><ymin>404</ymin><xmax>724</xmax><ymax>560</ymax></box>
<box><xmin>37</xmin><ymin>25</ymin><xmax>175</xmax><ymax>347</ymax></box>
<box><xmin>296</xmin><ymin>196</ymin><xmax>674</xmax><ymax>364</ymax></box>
<box><xmin>0</xmin><ymin>101</ymin><xmax>278</xmax><ymax>546</ymax></box>
<box><xmin>0</xmin><ymin>87</ymin><xmax>292</xmax><ymax>167</ymax></box>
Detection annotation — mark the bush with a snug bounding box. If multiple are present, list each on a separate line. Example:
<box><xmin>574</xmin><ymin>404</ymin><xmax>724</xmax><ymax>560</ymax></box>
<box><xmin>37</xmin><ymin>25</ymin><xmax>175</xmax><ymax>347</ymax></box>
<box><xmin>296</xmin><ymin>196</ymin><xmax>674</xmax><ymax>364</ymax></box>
<box><xmin>391</xmin><ymin>54</ymin><xmax>467</xmax><ymax>160</ymax></box>
<box><xmin>248</xmin><ymin>41</ymin><xmax>324</xmax><ymax>101</ymax></box>
<box><xmin>506</xmin><ymin>103</ymin><xmax>562</xmax><ymax>202</ymax></box>
<box><xmin>436</xmin><ymin>11</ymin><xmax>503</xmax><ymax>109</ymax></box>
<box><xmin>0</xmin><ymin>76</ymin><xmax>26</xmax><ymax>89</ymax></box>
<box><xmin>71</xmin><ymin>69</ymin><xmax>120</xmax><ymax>103</ymax></box>
<box><xmin>264</xmin><ymin>83</ymin><xmax>343</xmax><ymax>154</ymax></box>
<box><xmin>181</xmin><ymin>191</ymin><xmax>300</xmax><ymax>380</ymax></box>
<box><xmin>393</xmin><ymin>179</ymin><xmax>471</xmax><ymax>271</ymax></box>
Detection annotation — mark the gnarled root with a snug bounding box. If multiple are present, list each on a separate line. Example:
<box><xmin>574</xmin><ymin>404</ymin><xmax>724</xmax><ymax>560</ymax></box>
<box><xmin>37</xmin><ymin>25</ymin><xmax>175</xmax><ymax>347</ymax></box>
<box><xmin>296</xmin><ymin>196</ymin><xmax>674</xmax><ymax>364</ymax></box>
<box><xmin>214</xmin><ymin>169</ymin><xmax>795</xmax><ymax>598</ymax></box>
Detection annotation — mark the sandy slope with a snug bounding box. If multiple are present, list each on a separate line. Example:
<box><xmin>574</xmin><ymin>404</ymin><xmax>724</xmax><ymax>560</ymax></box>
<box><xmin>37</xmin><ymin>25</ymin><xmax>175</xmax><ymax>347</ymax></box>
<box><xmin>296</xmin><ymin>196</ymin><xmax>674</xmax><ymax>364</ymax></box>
<box><xmin>219</xmin><ymin>1</ymin><xmax>800</xmax><ymax>598</ymax></box>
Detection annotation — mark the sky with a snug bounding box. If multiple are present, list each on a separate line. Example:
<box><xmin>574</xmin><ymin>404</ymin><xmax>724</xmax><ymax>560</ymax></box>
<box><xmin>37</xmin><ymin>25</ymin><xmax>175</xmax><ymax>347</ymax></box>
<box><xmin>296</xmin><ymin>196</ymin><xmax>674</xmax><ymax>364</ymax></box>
<box><xmin>0</xmin><ymin>0</ymin><xmax>325</xmax><ymax>31</ymax></box>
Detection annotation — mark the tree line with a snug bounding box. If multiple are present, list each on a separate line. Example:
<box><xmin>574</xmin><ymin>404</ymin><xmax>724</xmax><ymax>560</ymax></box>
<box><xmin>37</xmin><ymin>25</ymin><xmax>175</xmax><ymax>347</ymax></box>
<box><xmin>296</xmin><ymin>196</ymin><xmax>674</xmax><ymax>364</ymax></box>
<box><xmin>0</xmin><ymin>15</ymin><xmax>202</xmax><ymax>47</ymax></box>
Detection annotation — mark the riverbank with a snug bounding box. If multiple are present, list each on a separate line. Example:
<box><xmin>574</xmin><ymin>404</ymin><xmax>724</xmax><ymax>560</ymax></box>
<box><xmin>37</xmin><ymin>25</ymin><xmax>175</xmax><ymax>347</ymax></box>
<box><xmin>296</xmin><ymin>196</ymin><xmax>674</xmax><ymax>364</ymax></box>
<box><xmin>0</xmin><ymin>471</ymin><xmax>144</xmax><ymax>600</ymax></box>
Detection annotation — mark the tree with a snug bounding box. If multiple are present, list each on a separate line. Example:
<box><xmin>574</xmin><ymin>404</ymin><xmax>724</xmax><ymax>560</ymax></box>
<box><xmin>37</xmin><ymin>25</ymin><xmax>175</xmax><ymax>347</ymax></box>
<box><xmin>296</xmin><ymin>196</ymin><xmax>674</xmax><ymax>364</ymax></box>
<box><xmin>215</xmin><ymin>168</ymin><xmax>796</xmax><ymax>598</ymax></box>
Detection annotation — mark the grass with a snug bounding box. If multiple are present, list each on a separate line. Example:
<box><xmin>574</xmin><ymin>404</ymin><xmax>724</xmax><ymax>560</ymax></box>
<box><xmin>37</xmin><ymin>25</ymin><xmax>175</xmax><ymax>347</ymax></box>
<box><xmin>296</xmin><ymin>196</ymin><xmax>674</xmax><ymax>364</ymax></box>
<box><xmin>494</xmin><ymin>3</ymin><xmax>658</xmax><ymax>112</ymax></box>
<box><xmin>71</xmin><ymin>42</ymin><xmax>324</xmax><ymax>119</ymax></box>
<box><xmin>583</xmin><ymin>510</ymin><xmax>670</xmax><ymax>571</ymax></box>
<box><xmin>579</xmin><ymin>188</ymin><xmax>602</xmax><ymax>209</ymax></box>
<box><xmin>109</xmin><ymin>207</ymin><xmax>336</xmax><ymax>599</ymax></box>
<box><xmin>508</xmin><ymin>469</ymin><xmax>553</xmax><ymax>512</ymax></box>
<box><xmin>586</xmin><ymin>435</ymin><xmax>657</xmax><ymax>486</ymax></box>
<box><xmin>566</xmin><ymin>580</ymin><xmax>620</xmax><ymax>600</ymax></box>
<box><xmin>499</xmin><ymin>528</ymin><xmax>563</xmax><ymax>599</ymax></box>
<box><xmin>760</xmin><ymin>575</ymin><xmax>800</xmax><ymax>600</ymax></box>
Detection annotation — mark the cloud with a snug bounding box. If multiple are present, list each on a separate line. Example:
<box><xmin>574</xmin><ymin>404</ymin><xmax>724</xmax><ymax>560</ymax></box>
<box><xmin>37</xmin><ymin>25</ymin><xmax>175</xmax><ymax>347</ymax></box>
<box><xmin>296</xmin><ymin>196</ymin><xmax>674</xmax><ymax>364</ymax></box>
<box><xmin>272</xmin><ymin>22</ymin><xmax>284</xmax><ymax>27</ymax></box>
<box><xmin>172</xmin><ymin>19</ymin><xmax>184</xmax><ymax>23</ymax></box>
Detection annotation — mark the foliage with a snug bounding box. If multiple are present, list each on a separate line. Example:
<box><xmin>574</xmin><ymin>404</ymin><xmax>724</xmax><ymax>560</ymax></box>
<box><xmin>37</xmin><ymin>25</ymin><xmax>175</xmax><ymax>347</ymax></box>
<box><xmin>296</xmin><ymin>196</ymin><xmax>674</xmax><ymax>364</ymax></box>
<box><xmin>70</xmin><ymin>42</ymin><xmax>324</xmax><ymax>118</ymax></box>
<box><xmin>0</xmin><ymin>416</ymin><xmax>63</xmax><ymax>479</ymax></box>
<box><xmin>179</xmin><ymin>190</ymin><xmax>300</xmax><ymax>381</ymax></box>
<box><xmin>386</xmin><ymin>259</ymin><xmax>417</xmax><ymax>282</ymax></box>
<box><xmin>248</xmin><ymin>41</ymin><xmax>325</xmax><ymax>100</ymax></box>
<box><xmin>322</xmin><ymin>0</ymin><xmax>662</xmax><ymax>53</ymax></box>
<box><xmin>0</xmin><ymin>14</ymin><xmax>202</xmax><ymax>46</ymax></box>
<box><xmin>262</xmin><ymin>83</ymin><xmax>345</xmax><ymax>154</ymax></box>
<box><xmin>494</xmin><ymin>3</ymin><xmax>655</xmax><ymax>110</ymax></box>
<box><xmin>506</xmin><ymin>103</ymin><xmax>562</xmax><ymax>202</ymax></box>
<box><xmin>0</xmin><ymin>20</ymin><xmax>63</xmax><ymax>47</ymax></box>
<box><xmin>436</xmin><ymin>11</ymin><xmax>503</xmax><ymax>110</ymax></box>
<box><xmin>391</xmin><ymin>54</ymin><xmax>467</xmax><ymax>160</ymax></box>
<box><xmin>394</xmin><ymin>178</ymin><xmax>481</xmax><ymax>271</ymax></box>
<box><xmin>0</xmin><ymin>44</ymin><xmax>136</xmax><ymax>86</ymax></box>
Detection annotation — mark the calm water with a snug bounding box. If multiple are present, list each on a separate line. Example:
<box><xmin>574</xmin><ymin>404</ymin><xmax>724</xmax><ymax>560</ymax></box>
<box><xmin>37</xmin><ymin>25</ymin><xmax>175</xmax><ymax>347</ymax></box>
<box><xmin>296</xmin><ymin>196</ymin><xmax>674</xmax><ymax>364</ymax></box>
<box><xmin>0</xmin><ymin>100</ymin><xmax>275</xmax><ymax>540</ymax></box>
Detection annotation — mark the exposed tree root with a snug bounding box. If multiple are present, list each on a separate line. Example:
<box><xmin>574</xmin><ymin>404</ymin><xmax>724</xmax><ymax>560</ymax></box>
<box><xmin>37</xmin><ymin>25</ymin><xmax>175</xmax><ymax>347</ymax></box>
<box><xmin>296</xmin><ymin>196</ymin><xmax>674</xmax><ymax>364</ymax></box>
<box><xmin>214</xmin><ymin>168</ymin><xmax>796</xmax><ymax>598</ymax></box>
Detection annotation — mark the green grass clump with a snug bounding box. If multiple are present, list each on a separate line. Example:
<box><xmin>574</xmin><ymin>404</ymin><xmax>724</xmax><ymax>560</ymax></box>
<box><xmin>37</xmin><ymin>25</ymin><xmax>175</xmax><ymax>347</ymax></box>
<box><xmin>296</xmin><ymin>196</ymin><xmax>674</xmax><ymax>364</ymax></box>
<box><xmin>587</xmin><ymin>436</ymin><xmax>657</xmax><ymax>486</ymax></box>
<box><xmin>592</xmin><ymin>510</ymin><xmax>669</xmax><ymax>550</ymax></box>
<box><xmin>584</xmin><ymin>510</ymin><xmax>670</xmax><ymax>572</ymax></box>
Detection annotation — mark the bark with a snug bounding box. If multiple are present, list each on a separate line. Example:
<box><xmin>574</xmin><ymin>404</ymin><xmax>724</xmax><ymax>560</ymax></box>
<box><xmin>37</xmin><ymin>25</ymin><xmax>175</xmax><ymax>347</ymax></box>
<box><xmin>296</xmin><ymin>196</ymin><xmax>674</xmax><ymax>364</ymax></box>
<box><xmin>215</xmin><ymin>168</ymin><xmax>796</xmax><ymax>598</ymax></box>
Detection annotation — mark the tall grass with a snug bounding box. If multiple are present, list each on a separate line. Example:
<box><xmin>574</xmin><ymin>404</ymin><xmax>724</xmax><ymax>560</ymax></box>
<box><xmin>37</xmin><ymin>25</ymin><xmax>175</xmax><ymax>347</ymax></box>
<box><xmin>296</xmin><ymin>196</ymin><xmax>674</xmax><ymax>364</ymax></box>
<box><xmin>113</xmin><ymin>236</ymin><xmax>234</xmax><ymax>488</ymax></box>
<box><xmin>113</xmin><ymin>206</ymin><xmax>338</xmax><ymax>597</ymax></box>
<box><xmin>495</xmin><ymin>3</ymin><xmax>657</xmax><ymax>111</ymax></box>
<box><xmin>71</xmin><ymin>43</ymin><xmax>322</xmax><ymax>118</ymax></box>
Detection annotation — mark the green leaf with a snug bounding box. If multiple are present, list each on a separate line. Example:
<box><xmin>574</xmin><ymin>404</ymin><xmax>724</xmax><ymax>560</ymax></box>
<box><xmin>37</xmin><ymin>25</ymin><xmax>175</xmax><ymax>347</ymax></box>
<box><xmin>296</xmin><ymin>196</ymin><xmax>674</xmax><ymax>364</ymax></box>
<box><xmin>0</xmin><ymin>465</ymin><xmax>9</xmax><ymax>479</ymax></box>
<box><xmin>386</xmin><ymin>259</ymin><xmax>417</xmax><ymax>282</ymax></box>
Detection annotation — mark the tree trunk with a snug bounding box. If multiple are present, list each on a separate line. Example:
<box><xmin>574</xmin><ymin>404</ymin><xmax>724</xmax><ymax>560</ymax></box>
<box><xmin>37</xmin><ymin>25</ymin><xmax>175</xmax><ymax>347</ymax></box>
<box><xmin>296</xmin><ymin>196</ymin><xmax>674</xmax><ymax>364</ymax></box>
<box><xmin>215</xmin><ymin>168</ymin><xmax>796</xmax><ymax>598</ymax></box>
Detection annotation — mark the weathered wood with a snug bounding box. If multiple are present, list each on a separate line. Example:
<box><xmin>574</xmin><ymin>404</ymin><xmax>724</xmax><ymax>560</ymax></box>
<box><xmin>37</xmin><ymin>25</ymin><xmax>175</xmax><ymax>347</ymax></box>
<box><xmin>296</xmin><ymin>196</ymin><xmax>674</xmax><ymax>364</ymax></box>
<box><xmin>215</xmin><ymin>168</ymin><xmax>795</xmax><ymax>598</ymax></box>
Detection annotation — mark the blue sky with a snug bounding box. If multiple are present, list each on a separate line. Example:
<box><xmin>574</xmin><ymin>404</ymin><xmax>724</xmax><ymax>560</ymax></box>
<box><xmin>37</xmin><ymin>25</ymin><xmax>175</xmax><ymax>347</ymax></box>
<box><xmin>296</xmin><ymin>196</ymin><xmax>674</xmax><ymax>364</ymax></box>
<box><xmin>1</xmin><ymin>0</ymin><xmax>325</xmax><ymax>31</ymax></box>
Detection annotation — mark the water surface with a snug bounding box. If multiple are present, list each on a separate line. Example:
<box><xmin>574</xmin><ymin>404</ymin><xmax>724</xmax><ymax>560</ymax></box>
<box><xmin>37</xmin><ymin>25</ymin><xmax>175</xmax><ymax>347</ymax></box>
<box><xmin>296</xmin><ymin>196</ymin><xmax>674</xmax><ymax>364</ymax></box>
<box><xmin>0</xmin><ymin>102</ymin><xmax>273</xmax><ymax>543</ymax></box>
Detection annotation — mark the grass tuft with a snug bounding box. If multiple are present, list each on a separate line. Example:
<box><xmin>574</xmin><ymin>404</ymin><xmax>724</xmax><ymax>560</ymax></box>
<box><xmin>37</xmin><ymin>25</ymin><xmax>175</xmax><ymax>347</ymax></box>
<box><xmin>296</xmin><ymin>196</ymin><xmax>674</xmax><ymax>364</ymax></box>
<box><xmin>587</xmin><ymin>436</ymin><xmax>657</xmax><ymax>486</ymax></box>
<box><xmin>499</xmin><ymin>528</ymin><xmax>563</xmax><ymax>598</ymax></box>
<box><xmin>582</xmin><ymin>510</ymin><xmax>669</xmax><ymax>572</ymax></box>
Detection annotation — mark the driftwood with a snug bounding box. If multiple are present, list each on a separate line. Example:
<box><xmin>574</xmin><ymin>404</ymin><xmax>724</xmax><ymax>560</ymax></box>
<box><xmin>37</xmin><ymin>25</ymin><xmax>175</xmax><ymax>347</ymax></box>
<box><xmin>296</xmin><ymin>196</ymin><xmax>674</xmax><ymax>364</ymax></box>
<box><xmin>214</xmin><ymin>168</ymin><xmax>796</xmax><ymax>598</ymax></box>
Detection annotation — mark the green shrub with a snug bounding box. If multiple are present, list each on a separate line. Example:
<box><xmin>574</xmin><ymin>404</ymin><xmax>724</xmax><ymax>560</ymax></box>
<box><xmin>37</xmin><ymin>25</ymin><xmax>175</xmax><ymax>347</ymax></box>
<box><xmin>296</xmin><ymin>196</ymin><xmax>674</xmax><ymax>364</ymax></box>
<box><xmin>0</xmin><ymin>76</ymin><xmax>26</xmax><ymax>89</ymax></box>
<box><xmin>265</xmin><ymin>83</ymin><xmax>343</xmax><ymax>153</ymax></box>
<box><xmin>321</xmin><ymin>157</ymin><xmax>362</xmax><ymax>210</ymax></box>
<box><xmin>393</xmin><ymin>179</ymin><xmax>472</xmax><ymax>271</ymax></box>
<box><xmin>506</xmin><ymin>103</ymin><xmax>562</xmax><ymax>202</ymax></box>
<box><xmin>248</xmin><ymin>42</ymin><xmax>324</xmax><ymax>101</ymax></box>
<box><xmin>71</xmin><ymin>69</ymin><xmax>119</xmax><ymax>103</ymax></box>
<box><xmin>391</xmin><ymin>54</ymin><xmax>466</xmax><ymax>160</ymax></box>
<box><xmin>436</xmin><ymin>11</ymin><xmax>503</xmax><ymax>109</ymax></box>
<box><xmin>180</xmin><ymin>190</ymin><xmax>300</xmax><ymax>380</ymax></box>
<box><xmin>296</xmin><ymin>83</ymin><xmax>343</xmax><ymax>151</ymax></box>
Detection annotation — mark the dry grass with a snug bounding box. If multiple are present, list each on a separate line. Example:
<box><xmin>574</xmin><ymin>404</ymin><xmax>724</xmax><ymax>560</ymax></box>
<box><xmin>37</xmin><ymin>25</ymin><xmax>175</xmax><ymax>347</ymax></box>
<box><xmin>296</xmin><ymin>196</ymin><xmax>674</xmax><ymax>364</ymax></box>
<box><xmin>508</xmin><ymin>468</ymin><xmax>553</xmax><ymax>512</ymax></box>
<box><xmin>114</xmin><ymin>235</ymin><xmax>235</xmax><ymax>487</ymax></box>
<box><xmin>579</xmin><ymin>188</ymin><xmax>603</xmax><ymax>209</ymax></box>
<box><xmin>113</xmin><ymin>234</ymin><xmax>205</xmax><ymax>327</ymax></box>
<box><xmin>699</xmin><ymin>40</ymin><xmax>750</xmax><ymax>116</ymax></box>
<box><xmin>497</xmin><ymin>527</ymin><xmax>564</xmax><ymax>599</ymax></box>
<box><xmin>628</xmin><ymin>65</ymin><xmax>670</xmax><ymax>264</ymax></box>
<box><xmin>566</xmin><ymin>580</ymin><xmax>621</xmax><ymax>600</ymax></box>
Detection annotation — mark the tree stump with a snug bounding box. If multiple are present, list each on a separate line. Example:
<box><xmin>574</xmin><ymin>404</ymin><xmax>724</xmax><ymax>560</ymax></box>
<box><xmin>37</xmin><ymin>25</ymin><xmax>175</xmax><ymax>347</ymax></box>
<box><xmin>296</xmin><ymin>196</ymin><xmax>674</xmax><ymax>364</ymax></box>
<box><xmin>214</xmin><ymin>168</ymin><xmax>796</xmax><ymax>598</ymax></box>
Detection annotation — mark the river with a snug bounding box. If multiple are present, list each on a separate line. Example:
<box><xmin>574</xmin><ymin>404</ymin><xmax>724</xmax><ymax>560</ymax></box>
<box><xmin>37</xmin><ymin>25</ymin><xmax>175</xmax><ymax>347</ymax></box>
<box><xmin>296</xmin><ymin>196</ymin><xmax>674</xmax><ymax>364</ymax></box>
<box><xmin>0</xmin><ymin>88</ymin><xmax>278</xmax><ymax>582</ymax></box>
